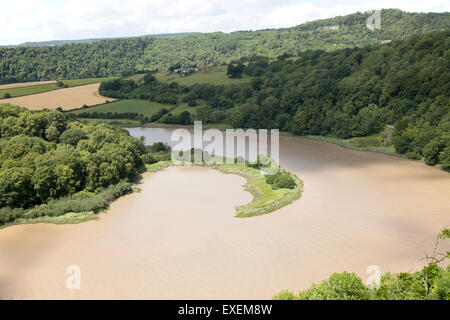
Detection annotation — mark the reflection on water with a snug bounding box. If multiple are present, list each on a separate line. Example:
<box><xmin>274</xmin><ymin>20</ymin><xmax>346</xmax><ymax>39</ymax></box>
<box><xmin>0</xmin><ymin>127</ymin><xmax>449</xmax><ymax>299</ymax></box>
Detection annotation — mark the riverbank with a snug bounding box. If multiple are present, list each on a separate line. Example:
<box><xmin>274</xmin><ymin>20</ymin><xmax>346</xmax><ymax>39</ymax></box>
<box><xmin>0</xmin><ymin>157</ymin><xmax>302</xmax><ymax>229</ymax></box>
<box><xmin>0</xmin><ymin>211</ymin><xmax>98</xmax><ymax>230</ymax></box>
<box><xmin>304</xmin><ymin>135</ymin><xmax>448</xmax><ymax>172</ymax></box>
<box><xmin>305</xmin><ymin>135</ymin><xmax>398</xmax><ymax>156</ymax></box>
<box><xmin>146</xmin><ymin>158</ymin><xmax>303</xmax><ymax>218</ymax></box>
<box><xmin>0</xmin><ymin>181</ymin><xmax>136</xmax><ymax>229</ymax></box>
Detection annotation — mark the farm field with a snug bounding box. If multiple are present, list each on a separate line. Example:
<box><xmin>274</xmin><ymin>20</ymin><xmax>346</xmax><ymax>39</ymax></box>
<box><xmin>71</xmin><ymin>99</ymin><xmax>170</xmax><ymax>116</ymax></box>
<box><xmin>0</xmin><ymin>80</ymin><xmax>56</xmax><ymax>90</ymax></box>
<box><xmin>0</xmin><ymin>83</ymin><xmax>61</xmax><ymax>98</ymax></box>
<box><xmin>73</xmin><ymin>99</ymin><xmax>205</xmax><ymax>118</ymax></box>
<box><xmin>155</xmin><ymin>69</ymin><xmax>252</xmax><ymax>86</ymax></box>
<box><xmin>0</xmin><ymin>83</ymin><xmax>115</xmax><ymax>110</ymax></box>
<box><xmin>0</xmin><ymin>76</ymin><xmax>118</xmax><ymax>98</ymax></box>
<box><xmin>170</xmin><ymin>102</ymin><xmax>203</xmax><ymax>115</ymax></box>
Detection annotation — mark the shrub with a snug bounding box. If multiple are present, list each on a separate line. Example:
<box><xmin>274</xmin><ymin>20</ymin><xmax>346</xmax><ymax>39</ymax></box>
<box><xmin>440</xmin><ymin>146</ymin><xmax>450</xmax><ymax>172</ymax></box>
<box><xmin>429</xmin><ymin>268</ymin><xmax>450</xmax><ymax>300</ymax></box>
<box><xmin>142</xmin><ymin>153</ymin><xmax>157</xmax><ymax>164</ymax></box>
<box><xmin>265</xmin><ymin>172</ymin><xmax>281</xmax><ymax>185</ymax></box>
<box><xmin>298</xmin><ymin>272</ymin><xmax>371</xmax><ymax>300</ymax></box>
<box><xmin>273</xmin><ymin>290</ymin><xmax>297</xmax><ymax>300</ymax></box>
<box><xmin>374</xmin><ymin>272</ymin><xmax>426</xmax><ymax>300</ymax></box>
<box><xmin>273</xmin><ymin>174</ymin><xmax>296</xmax><ymax>189</ymax></box>
<box><xmin>0</xmin><ymin>207</ymin><xmax>25</xmax><ymax>224</ymax></box>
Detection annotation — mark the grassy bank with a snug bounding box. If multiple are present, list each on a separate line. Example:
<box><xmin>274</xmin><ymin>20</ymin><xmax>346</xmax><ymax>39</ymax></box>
<box><xmin>0</xmin><ymin>211</ymin><xmax>98</xmax><ymax>229</ymax></box>
<box><xmin>306</xmin><ymin>134</ymin><xmax>398</xmax><ymax>156</ymax></box>
<box><xmin>145</xmin><ymin>157</ymin><xmax>303</xmax><ymax>218</ymax></box>
<box><xmin>213</xmin><ymin>162</ymin><xmax>303</xmax><ymax>217</ymax></box>
<box><xmin>0</xmin><ymin>181</ymin><xmax>135</xmax><ymax>229</ymax></box>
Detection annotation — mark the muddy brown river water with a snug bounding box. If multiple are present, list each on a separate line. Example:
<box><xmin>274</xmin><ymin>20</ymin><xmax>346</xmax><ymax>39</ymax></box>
<box><xmin>0</xmin><ymin>127</ymin><xmax>449</xmax><ymax>299</ymax></box>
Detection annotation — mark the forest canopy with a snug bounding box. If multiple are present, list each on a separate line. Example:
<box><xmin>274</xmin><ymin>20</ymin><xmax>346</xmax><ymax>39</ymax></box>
<box><xmin>0</xmin><ymin>9</ymin><xmax>449</xmax><ymax>82</ymax></box>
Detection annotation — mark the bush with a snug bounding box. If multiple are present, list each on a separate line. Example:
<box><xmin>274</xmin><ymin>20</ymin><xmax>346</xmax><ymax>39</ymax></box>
<box><xmin>273</xmin><ymin>174</ymin><xmax>296</xmax><ymax>189</ymax></box>
<box><xmin>265</xmin><ymin>172</ymin><xmax>281</xmax><ymax>185</ymax></box>
<box><xmin>440</xmin><ymin>146</ymin><xmax>450</xmax><ymax>172</ymax></box>
<box><xmin>298</xmin><ymin>272</ymin><xmax>371</xmax><ymax>300</ymax></box>
<box><xmin>0</xmin><ymin>207</ymin><xmax>25</xmax><ymax>224</ymax></box>
<box><xmin>146</xmin><ymin>142</ymin><xmax>171</xmax><ymax>153</ymax></box>
<box><xmin>142</xmin><ymin>153</ymin><xmax>157</xmax><ymax>164</ymax></box>
<box><xmin>3</xmin><ymin>93</ymin><xmax>11</xmax><ymax>99</ymax></box>
<box><xmin>143</xmin><ymin>142</ymin><xmax>171</xmax><ymax>163</ymax></box>
<box><xmin>273</xmin><ymin>290</ymin><xmax>297</xmax><ymax>300</ymax></box>
<box><xmin>374</xmin><ymin>272</ymin><xmax>426</xmax><ymax>300</ymax></box>
<box><xmin>429</xmin><ymin>268</ymin><xmax>450</xmax><ymax>300</ymax></box>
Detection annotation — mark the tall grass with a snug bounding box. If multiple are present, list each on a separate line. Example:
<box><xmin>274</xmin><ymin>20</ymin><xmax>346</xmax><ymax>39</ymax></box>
<box><xmin>0</xmin><ymin>180</ymin><xmax>133</xmax><ymax>227</ymax></box>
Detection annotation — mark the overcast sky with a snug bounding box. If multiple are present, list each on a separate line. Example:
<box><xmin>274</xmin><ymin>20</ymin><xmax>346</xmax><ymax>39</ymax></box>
<box><xmin>1</xmin><ymin>0</ymin><xmax>449</xmax><ymax>45</ymax></box>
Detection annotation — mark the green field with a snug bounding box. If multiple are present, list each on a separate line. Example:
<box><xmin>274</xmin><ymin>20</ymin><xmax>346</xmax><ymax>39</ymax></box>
<box><xmin>61</xmin><ymin>77</ymin><xmax>119</xmax><ymax>86</ymax></box>
<box><xmin>170</xmin><ymin>102</ymin><xmax>204</xmax><ymax>115</ymax></box>
<box><xmin>125</xmin><ymin>74</ymin><xmax>146</xmax><ymax>82</ymax></box>
<box><xmin>155</xmin><ymin>69</ymin><xmax>251</xmax><ymax>86</ymax></box>
<box><xmin>72</xmin><ymin>99</ymin><xmax>172</xmax><ymax>116</ymax></box>
<box><xmin>73</xmin><ymin>99</ymin><xmax>206</xmax><ymax>117</ymax></box>
<box><xmin>0</xmin><ymin>76</ymin><xmax>118</xmax><ymax>98</ymax></box>
<box><xmin>0</xmin><ymin>83</ymin><xmax>59</xmax><ymax>98</ymax></box>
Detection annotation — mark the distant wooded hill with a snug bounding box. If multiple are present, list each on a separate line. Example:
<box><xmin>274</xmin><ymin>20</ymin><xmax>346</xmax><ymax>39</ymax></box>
<box><xmin>0</xmin><ymin>9</ymin><xmax>449</xmax><ymax>81</ymax></box>
<box><xmin>1</xmin><ymin>33</ymin><xmax>201</xmax><ymax>47</ymax></box>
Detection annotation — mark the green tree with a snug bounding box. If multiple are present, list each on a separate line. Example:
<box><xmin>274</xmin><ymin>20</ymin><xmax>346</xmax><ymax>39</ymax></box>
<box><xmin>297</xmin><ymin>272</ymin><xmax>371</xmax><ymax>300</ymax></box>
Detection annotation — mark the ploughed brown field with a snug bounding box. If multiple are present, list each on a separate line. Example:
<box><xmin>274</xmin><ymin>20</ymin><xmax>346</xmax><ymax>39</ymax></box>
<box><xmin>0</xmin><ymin>83</ymin><xmax>114</xmax><ymax>110</ymax></box>
<box><xmin>0</xmin><ymin>80</ymin><xmax>56</xmax><ymax>90</ymax></box>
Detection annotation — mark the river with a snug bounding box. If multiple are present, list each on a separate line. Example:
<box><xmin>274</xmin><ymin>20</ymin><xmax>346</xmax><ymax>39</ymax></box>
<box><xmin>0</xmin><ymin>127</ymin><xmax>449</xmax><ymax>299</ymax></box>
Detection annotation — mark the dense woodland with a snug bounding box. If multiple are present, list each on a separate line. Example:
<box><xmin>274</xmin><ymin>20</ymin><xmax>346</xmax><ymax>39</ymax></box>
<box><xmin>99</xmin><ymin>30</ymin><xmax>450</xmax><ymax>170</ymax></box>
<box><xmin>1</xmin><ymin>9</ymin><xmax>449</xmax><ymax>81</ymax></box>
<box><xmin>0</xmin><ymin>104</ymin><xmax>170</xmax><ymax>224</ymax></box>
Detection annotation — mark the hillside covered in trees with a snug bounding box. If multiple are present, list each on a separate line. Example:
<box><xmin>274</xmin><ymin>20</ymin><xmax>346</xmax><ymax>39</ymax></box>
<box><xmin>0</xmin><ymin>9</ymin><xmax>449</xmax><ymax>81</ymax></box>
<box><xmin>99</xmin><ymin>30</ymin><xmax>450</xmax><ymax>170</ymax></box>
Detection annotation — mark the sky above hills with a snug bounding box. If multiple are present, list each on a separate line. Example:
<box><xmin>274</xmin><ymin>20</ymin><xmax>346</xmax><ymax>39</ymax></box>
<box><xmin>1</xmin><ymin>0</ymin><xmax>449</xmax><ymax>45</ymax></box>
